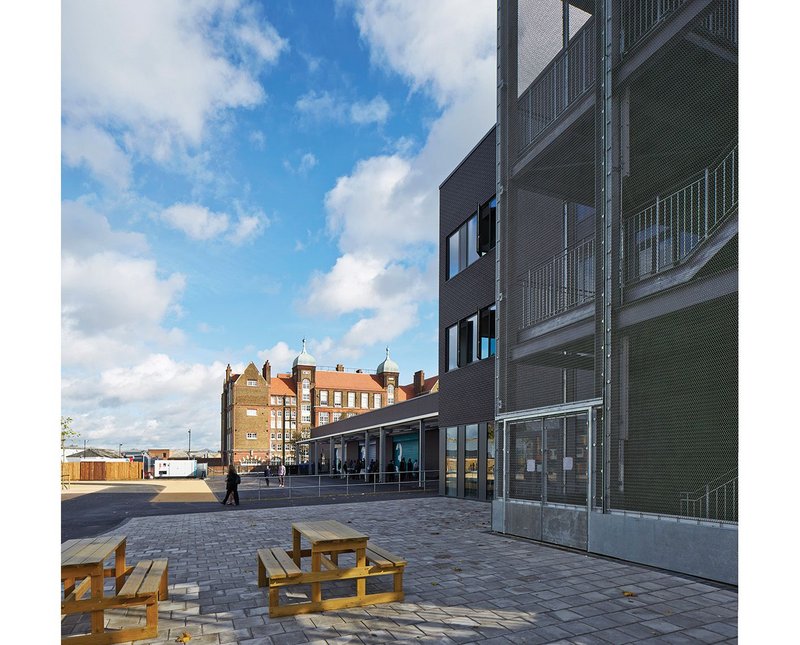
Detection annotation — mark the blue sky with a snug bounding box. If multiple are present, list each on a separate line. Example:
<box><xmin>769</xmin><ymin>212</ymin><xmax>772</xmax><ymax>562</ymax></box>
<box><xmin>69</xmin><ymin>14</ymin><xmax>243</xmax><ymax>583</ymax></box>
<box><xmin>59</xmin><ymin>0</ymin><xmax>497</xmax><ymax>451</ymax></box>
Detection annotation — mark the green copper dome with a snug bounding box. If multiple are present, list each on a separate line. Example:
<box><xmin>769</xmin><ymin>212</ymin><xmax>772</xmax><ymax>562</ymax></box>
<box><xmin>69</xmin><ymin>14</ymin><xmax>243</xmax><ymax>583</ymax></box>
<box><xmin>376</xmin><ymin>347</ymin><xmax>399</xmax><ymax>374</ymax></box>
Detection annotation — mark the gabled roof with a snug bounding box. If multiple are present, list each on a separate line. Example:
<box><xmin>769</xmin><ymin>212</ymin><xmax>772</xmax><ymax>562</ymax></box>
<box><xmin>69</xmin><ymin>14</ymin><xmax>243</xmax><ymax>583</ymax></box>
<box><xmin>71</xmin><ymin>448</ymin><xmax>123</xmax><ymax>459</ymax></box>
<box><xmin>315</xmin><ymin>371</ymin><xmax>386</xmax><ymax>392</ymax></box>
<box><xmin>397</xmin><ymin>375</ymin><xmax>439</xmax><ymax>401</ymax></box>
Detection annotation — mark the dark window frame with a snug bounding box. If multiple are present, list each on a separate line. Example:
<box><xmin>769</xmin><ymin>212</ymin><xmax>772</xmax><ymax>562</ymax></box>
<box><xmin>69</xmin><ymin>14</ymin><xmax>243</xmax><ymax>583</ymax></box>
<box><xmin>445</xmin><ymin>195</ymin><xmax>496</xmax><ymax>281</ymax></box>
<box><xmin>445</xmin><ymin>302</ymin><xmax>497</xmax><ymax>372</ymax></box>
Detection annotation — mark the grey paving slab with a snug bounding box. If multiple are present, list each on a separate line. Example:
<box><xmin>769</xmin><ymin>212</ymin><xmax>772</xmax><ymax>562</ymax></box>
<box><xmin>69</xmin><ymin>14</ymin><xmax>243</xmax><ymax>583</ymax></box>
<box><xmin>61</xmin><ymin>496</ymin><xmax>737</xmax><ymax>643</ymax></box>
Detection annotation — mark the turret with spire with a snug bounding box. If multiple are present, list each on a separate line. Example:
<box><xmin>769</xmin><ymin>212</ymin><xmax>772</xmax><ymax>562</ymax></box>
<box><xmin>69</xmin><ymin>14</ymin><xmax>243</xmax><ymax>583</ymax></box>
<box><xmin>376</xmin><ymin>346</ymin><xmax>399</xmax><ymax>388</ymax></box>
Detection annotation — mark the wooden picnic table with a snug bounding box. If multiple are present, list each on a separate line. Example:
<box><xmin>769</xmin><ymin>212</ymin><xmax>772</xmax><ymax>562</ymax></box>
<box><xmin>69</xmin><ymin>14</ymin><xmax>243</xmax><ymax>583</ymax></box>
<box><xmin>61</xmin><ymin>535</ymin><xmax>169</xmax><ymax>644</ymax></box>
<box><xmin>61</xmin><ymin>535</ymin><xmax>129</xmax><ymax>641</ymax></box>
<box><xmin>258</xmin><ymin>519</ymin><xmax>406</xmax><ymax>617</ymax></box>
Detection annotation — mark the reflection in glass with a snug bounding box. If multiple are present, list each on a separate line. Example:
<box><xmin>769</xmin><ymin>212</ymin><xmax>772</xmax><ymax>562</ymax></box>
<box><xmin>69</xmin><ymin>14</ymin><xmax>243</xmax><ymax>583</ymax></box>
<box><xmin>464</xmin><ymin>424</ymin><xmax>478</xmax><ymax>498</ymax></box>
<box><xmin>487</xmin><ymin>422</ymin><xmax>495</xmax><ymax>499</ymax></box>
<box><xmin>445</xmin><ymin>427</ymin><xmax>458</xmax><ymax>496</ymax></box>
<box><xmin>508</xmin><ymin>419</ymin><xmax>543</xmax><ymax>501</ymax></box>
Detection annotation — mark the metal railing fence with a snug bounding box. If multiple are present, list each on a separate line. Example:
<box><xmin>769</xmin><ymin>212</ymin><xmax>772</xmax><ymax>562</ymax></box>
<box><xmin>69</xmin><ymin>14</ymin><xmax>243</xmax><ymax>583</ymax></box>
<box><xmin>520</xmin><ymin>237</ymin><xmax>595</xmax><ymax>328</ymax></box>
<box><xmin>212</xmin><ymin>469</ymin><xmax>439</xmax><ymax>502</ymax></box>
<box><xmin>624</xmin><ymin>141</ymin><xmax>737</xmax><ymax>283</ymax></box>
<box><xmin>679</xmin><ymin>469</ymin><xmax>738</xmax><ymax>523</ymax></box>
<box><xmin>697</xmin><ymin>0</ymin><xmax>738</xmax><ymax>46</ymax></box>
<box><xmin>518</xmin><ymin>17</ymin><xmax>595</xmax><ymax>150</ymax></box>
<box><xmin>621</xmin><ymin>0</ymin><xmax>686</xmax><ymax>53</ymax></box>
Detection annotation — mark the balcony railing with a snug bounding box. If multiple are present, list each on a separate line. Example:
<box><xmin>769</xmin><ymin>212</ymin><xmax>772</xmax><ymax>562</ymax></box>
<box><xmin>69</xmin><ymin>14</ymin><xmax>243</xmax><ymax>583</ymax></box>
<box><xmin>696</xmin><ymin>0</ymin><xmax>738</xmax><ymax>46</ymax></box>
<box><xmin>520</xmin><ymin>237</ymin><xmax>595</xmax><ymax>329</ymax></box>
<box><xmin>679</xmin><ymin>469</ymin><xmax>737</xmax><ymax>523</ymax></box>
<box><xmin>624</xmin><ymin>140</ymin><xmax>737</xmax><ymax>284</ymax></box>
<box><xmin>622</xmin><ymin>0</ymin><xmax>738</xmax><ymax>54</ymax></box>
<box><xmin>518</xmin><ymin>17</ymin><xmax>595</xmax><ymax>150</ymax></box>
<box><xmin>621</xmin><ymin>0</ymin><xmax>687</xmax><ymax>53</ymax></box>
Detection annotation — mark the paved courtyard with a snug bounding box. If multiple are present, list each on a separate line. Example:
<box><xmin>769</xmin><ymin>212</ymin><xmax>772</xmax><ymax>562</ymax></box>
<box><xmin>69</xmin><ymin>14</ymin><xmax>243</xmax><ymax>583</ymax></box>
<box><xmin>61</xmin><ymin>496</ymin><xmax>737</xmax><ymax>644</ymax></box>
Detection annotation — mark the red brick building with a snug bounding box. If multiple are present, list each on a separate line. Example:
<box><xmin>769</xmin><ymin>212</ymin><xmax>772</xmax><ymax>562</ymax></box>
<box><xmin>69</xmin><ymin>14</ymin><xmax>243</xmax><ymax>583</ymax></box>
<box><xmin>220</xmin><ymin>343</ymin><xmax>437</xmax><ymax>467</ymax></box>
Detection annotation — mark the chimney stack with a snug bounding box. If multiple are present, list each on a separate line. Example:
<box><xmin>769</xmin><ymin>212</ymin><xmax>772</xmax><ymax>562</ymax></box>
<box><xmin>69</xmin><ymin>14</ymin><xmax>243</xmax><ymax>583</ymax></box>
<box><xmin>226</xmin><ymin>363</ymin><xmax>232</xmax><ymax>382</ymax></box>
<box><xmin>262</xmin><ymin>361</ymin><xmax>271</xmax><ymax>384</ymax></box>
<box><xmin>336</xmin><ymin>364</ymin><xmax>345</xmax><ymax>372</ymax></box>
<box><xmin>414</xmin><ymin>370</ymin><xmax>425</xmax><ymax>395</ymax></box>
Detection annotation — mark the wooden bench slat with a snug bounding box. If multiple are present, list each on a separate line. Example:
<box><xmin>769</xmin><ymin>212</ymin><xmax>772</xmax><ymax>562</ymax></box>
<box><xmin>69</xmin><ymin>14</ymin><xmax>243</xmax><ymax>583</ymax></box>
<box><xmin>138</xmin><ymin>559</ymin><xmax>168</xmax><ymax>596</ymax></box>
<box><xmin>118</xmin><ymin>560</ymin><xmax>150</xmax><ymax>598</ymax></box>
<box><xmin>258</xmin><ymin>548</ymin><xmax>289</xmax><ymax>580</ymax></box>
<box><xmin>366</xmin><ymin>543</ymin><xmax>407</xmax><ymax>567</ymax></box>
<box><xmin>269</xmin><ymin>548</ymin><xmax>303</xmax><ymax>579</ymax></box>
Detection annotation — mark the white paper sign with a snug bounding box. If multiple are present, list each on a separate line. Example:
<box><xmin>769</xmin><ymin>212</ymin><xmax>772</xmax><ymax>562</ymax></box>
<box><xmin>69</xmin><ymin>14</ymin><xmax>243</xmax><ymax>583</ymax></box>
<box><xmin>526</xmin><ymin>459</ymin><xmax>536</xmax><ymax>472</ymax></box>
<box><xmin>563</xmin><ymin>456</ymin><xmax>574</xmax><ymax>471</ymax></box>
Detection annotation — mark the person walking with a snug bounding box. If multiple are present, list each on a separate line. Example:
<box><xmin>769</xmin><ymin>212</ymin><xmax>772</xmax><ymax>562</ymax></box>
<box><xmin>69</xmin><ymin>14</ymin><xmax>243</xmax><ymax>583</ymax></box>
<box><xmin>278</xmin><ymin>461</ymin><xmax>286</xmax><ymax>487</ymax></box>
<box><xmin>221</xmin><ymin>465</ymin><xmax>241</xmax><ymax>506</ymax></box>
<box><xmin>399</xmin><ymin>457</ymin><xmax>406</xmax><ymax>482</ymax></box>
<box><xmin>264</xmin><ymin>464</ymin><xmax>270</xmax><ymax>487</ymax></box>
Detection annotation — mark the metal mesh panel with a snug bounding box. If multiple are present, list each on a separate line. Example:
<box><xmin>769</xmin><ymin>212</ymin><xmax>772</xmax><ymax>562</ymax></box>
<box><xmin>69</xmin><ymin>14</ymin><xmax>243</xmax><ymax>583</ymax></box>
<box><xmin>499</xmin><ymin>0</ymin><xmax>737</xmax><ymax>524</ymax></box>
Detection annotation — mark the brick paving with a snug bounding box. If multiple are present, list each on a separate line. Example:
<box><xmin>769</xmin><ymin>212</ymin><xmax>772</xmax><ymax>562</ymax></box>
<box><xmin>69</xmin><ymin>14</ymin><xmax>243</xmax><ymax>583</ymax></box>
<box><xmin>61</xmin><ymin>497</ymin><xmax>737</xmax><ymax>644</ymax></box>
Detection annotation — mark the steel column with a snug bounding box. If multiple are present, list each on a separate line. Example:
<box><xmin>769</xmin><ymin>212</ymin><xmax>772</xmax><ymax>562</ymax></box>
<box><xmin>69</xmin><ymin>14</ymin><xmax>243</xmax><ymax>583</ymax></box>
<box><xmin>378</xmin><ymin>427</ymin><xmax>386</xmax><ymax>483</ymax></box>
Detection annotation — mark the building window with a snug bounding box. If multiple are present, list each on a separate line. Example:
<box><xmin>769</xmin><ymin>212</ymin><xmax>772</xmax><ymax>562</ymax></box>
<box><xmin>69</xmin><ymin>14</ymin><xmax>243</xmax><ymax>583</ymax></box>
<box><xmin>446</xmin><ymin>324</ymin><xmax>458</xmax><ymax>371</ymax></box>
<box><xmin>271</xmin><ymin>433</ymin><xmax>275</xmax><ymax>440</ymax></box>
<box><xmin>270</xmin><ymin>396</ymin><xmax>275</xmax><ymax>405</ymax></box>
<box><xmin>246</xmin><ymin>432</ymin><xmax>257</xmax><ymax>440</ymax></box>
<box><xmin>284</xmin><ymin>409</ymin><xmax>290</xmax><ymax>420</ymax></box>
<box><xmin>291</xmin><ymin>409</ymin><xmax>296</xmax><ymax>420</ymax></box>
<box><xmin>247</xmin><ymin>379</ymin><xmax>257</xmax><ymax>387</ymax></box>
<box><xmin>320</xmin><ymin>390</ymin><xmax>328</xmax><ymax>406</ymax></box>
<box><xmin>458</xmin><ymin>314</ymin><xmax>478</xmax><ymax>367</ymax></box>
<box><xmin>334</xmin><ymin>391</ymin><xmax>342</xmax><ymax>407</ymax></box>
<box><xmin>275</xmin><ymin>396</ymin><xmax>283</xmax><ymax>405</ymax></box>
<box><xmin>478</xmin><ymin>197</ymin><xmax>497</xmax><ymax>255</ymax></box>
<box><xmin>479</xmin><ymin>304</ymin><xmax>497</xmax><ymax>358</ymax></box>
<box><xmin>374</xmin><ymin>393</ymin><xmax>382</xmax><ymax>409</ymax></box>
<box><xmin>464</xmin><ymin>424</ymin><xmax>478</xmax><ymax>499</ymax></box>
<box><xmin>270</xmin><ymin>410</ymin><xmax>276</xmax><ymax>429</ymax></box>
<box><xmin>290</xmin><ymin>421</ymin><xmax>296</xmax><ymax>430</ymax></box>
<box><xmin>319</xmin><ymin>412</ymin><xmax>329</xmax><ymax>425</ymax></box>
<box><xmin>301</xmin><ymin>404</ymin><xmax>311</xmax><ymax>423</ymax></box>
<box><xmin>276</xmin><ymin>414</ymin><xmax>282</xmax><ymax>429</ymax></box>
<box><xmin>302</xmin><ymin>379</ymin><xmax>310</xmax><ymax>401</ymax></box>
<box><xmin>333</xmin><ymin>412</ymin><xmax>341</xmax><ymax>422</ymax></box>
<box><xmin>278</xmin><ymin>433</ymin><xmax>282</xmax><ymax>440</ymax></box>
<box><xmin>246</xmin><ymin>409</ymin><xmax>257</xmax><ymax>417</ymax></box>
<box><xmin>387</xmin><ymin>384</ymin><xmax>395</xmax><ymax>405</ymax></box>
<box><xmin>347</xmin><ymin>391</ymin><xmax>356</xmax><ymax>408</ymax></box>
<box><xmin>289</xmin><ymin>396</ymin><xmax>296</xmax><ymax>406</ymax></box>
<box><xmin>445</xmin><ymin>427</ymin><xmax>458</xmax><ymax>496</ymax></box>
<box><xmin>447</xmin><ymin>303</ymin><xmax>496</xmax><ymax>371</ymax></box>
<box><xmin>446</xmin><ymin>198</ymin><xmax>495</xmax><ymax>280</ymax></box>
<box><xmin>361</xmin><ymin>392</ymin><xmax>369</xmax><ymax>408</ymax></box>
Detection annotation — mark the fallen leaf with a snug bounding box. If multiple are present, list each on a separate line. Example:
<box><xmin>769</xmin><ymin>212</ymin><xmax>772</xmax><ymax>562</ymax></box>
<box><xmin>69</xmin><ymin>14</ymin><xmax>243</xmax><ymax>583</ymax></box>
<box><xmin>622</xmin><ymin>591</ymin><xmax>637</xmax><ymax>597</ymax></box>
<box><xmin>175</xmin><ymin>632</ymin><xmax>192</xmax><ymax>643</ymax></box>
<box><xmin>453</xmin><ymin>567</ymin><xmax>463</xmax><ymax>572</ymax></box>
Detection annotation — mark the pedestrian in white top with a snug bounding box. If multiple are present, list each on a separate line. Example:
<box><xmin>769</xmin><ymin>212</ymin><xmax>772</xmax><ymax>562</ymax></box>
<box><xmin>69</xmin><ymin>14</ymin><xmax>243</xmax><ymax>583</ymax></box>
<box><xmin>278</xmin><ymin>462</ymin><xmax>286</xmax><ymax>487</ymax></box>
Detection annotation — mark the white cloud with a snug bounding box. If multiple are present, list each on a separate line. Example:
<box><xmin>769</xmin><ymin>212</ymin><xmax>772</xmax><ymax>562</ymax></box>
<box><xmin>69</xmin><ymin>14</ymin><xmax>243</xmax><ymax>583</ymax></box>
<box><xmin>349</xmin><ymin>0</ymin><xmax>495</xmax><ymax>107</ymax></box>
<box><xmin>62</xmin><ymin>198</ymin><xmax>149</xmax><ymax>257</ymax></box>
<box><xmin>62</xmin><ymin>123</ymin><xmax>133</xmax><ymax>190</ymax></box>
<box><xmin>295</xmin><ymin>90</ymin><xmax>391</xmax><ymax>126</ymax></box>
<box><xmin>62</xmin><ymin>0</ymin><xmax>288</xmax><ymax>179</ymax></box>
<box><xmin>159</xmin><ymin>204</ymin><xmax>230</xmax><ymax>241</ymax></box>
<box><xmin>62</xmin><ymin>252</ymin><xmax>186</xmax><ymax>335</ymax></box>
<box><xmin>249</xmin><ymin>130</ymin><xmax>266</xmax><ymax>149</ymax></box>
<box><xmin>350</xmin><ymin>95</ymin><xmax>390</xmax><ymax>125</ymax></box>
<box><xmin>283</xmin><ymin>152</ymin><xmax>318</xmax><ymax>175</ymax></box>
<box><xmin>305</xmin><ymin>1</ymin><xmax>495</xmax><ymax>357</ymax></box>
<box><xmin>157</xmin><ymin>202</ymin><xmax>269</xmax><ymax>244</ymax></box>
<box><xmin>62</xmin><ymin>356</ymin><xmax>233</xmax><ymax>449</ymax></box>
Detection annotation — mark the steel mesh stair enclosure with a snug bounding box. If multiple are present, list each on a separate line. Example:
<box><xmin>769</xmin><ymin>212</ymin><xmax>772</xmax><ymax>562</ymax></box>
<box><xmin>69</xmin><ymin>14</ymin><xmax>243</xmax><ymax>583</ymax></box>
<box><xmin>679</xmin><ymin>469</ymin><xmax>738</xmax><ymax>523</ymax></box>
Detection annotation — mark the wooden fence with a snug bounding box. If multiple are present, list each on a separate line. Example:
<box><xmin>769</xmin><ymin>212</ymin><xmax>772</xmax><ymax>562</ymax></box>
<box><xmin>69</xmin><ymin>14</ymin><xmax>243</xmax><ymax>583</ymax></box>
<box><xmin>61</xmin><ymin>461</ymin><xmax>143</xmax><ymax>481</ymax></box>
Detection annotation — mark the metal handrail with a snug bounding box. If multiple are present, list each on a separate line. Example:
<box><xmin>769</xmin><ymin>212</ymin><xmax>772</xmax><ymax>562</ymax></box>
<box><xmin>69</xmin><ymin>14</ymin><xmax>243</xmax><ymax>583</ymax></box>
<box><xmin>624</xmin><ymin>140</ymin><xmax>737</xmax><ymax>283</ymax></box>
<box><xmin>216</xmin><ymin>469</ymin><xmax>440</xmax><ymax>501</ymax></box>
<box><xmin>679</xmin><ymin>470</ymin><xmax>738</xmax><ymax>523</ymax></box>
<box><xmin>520</xmin><ymin>237</ymin><xmax>595</xmax><ymax>328</ymax></box>
<box><xmin>518</xmin><ymin>17</ymin><xmax>595</xmax><ymax>150</ymax></box>
<box><xmin>696</xmin><ymin>0</ymin><xmax>738</xmax><ymax>46</ymax></box>
<box><xmin>621</xmin><ymin>0</ymin><xmax>687</xmax><ymax>54</ymax></box>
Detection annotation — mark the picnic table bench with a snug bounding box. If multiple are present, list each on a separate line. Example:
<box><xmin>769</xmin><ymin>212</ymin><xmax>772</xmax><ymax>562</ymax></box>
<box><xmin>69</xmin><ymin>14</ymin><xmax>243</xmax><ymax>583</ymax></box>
<box><xmin>257</xmin><ymin>519</ymin><xmax>406</xmax><ymax>617</ymax></box>
<box><xmin>61</xmin><ymin>535</ymin><xmax>168</xmax><ymax>644</ymax></box>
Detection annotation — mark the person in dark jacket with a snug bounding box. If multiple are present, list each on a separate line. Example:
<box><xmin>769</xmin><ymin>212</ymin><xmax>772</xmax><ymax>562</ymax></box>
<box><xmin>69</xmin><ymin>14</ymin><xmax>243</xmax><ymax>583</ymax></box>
<box><xmin>222</xmin><ymin>465</ymin><xmax>241</xmax><ymax>506</ymax></box>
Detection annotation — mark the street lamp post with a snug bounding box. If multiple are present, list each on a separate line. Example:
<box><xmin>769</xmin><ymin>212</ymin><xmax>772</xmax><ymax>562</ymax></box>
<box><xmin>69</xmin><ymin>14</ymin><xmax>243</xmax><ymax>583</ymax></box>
<box><xmin>119</xmin><ymin>443</ymin><xmax>123</xmax><ymax>457</ymax></box>
<box><xmin>188</xmin><ymin>428</ymin><xmax>191</xmax><ymax>457</ymax></box>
